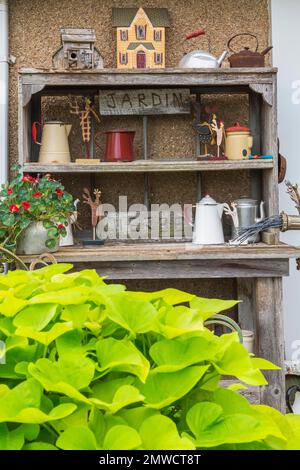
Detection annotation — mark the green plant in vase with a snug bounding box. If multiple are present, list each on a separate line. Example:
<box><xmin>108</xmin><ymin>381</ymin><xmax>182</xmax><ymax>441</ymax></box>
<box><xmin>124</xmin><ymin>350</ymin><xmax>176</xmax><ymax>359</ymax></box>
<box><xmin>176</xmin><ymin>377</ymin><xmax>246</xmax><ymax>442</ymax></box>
<box><xmin>0</xmin><ymin>165</ymin><xmax>74</xmax><ymax>257</ymax></box>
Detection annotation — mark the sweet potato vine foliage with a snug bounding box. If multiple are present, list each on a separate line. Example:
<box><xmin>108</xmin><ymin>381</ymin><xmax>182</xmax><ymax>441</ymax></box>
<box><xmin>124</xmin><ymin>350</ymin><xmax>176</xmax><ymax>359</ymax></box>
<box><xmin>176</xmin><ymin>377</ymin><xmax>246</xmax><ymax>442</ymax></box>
<box><xmin>0</xmin><ymin>264</ymin><xmax>299</xmax><ymax>450</ymax></box>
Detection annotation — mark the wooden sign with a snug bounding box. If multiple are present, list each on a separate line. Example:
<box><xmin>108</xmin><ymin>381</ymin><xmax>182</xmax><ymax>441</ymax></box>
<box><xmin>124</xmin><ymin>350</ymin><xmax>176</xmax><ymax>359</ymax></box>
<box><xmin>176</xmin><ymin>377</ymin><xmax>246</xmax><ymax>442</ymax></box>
<box><xmin>99</xmin><ymin>88</ymin><xmax>190</xmax><ymax>116</ymax></box>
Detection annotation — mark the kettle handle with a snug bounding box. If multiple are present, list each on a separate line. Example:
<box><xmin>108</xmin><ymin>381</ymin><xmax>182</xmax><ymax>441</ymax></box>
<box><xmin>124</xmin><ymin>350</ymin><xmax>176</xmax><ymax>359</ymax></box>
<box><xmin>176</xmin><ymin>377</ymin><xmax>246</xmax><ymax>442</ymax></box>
<box><xmin>286</xmin><ymin>385</ymin><xmax>300</xmax><ymax>413</ymax></box>
<box><xmin>227</xmin><ymin>33</ymin><xmax>259</xmax><ymax>53</ymax></box>
<box><xmin>32</xmin><ymin>121</ymin><xmax>42</xmax><ymax>145</ymax></box>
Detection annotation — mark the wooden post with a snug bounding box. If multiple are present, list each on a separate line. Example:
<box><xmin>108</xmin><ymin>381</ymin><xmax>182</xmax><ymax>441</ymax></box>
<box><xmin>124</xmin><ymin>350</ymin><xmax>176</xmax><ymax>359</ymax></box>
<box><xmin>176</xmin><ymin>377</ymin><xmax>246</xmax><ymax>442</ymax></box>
<box><xmin>143</xmin><ymin>115</ymin><xmax>150</xmax><ymax>210</ymax></box>
<box><xmin>195</xmin><ymin>93</ymin><xmax>202</xmax><ymax>201</ymax></box>
<box><xmin>254</xmin><ymin>277</ymin><xmax>285</xmax><ymax>412</ymax></box>
<box><xmin>249</xmin><ymin>91</ymin><xmax>262</xmax><ymax>202</ymax></box>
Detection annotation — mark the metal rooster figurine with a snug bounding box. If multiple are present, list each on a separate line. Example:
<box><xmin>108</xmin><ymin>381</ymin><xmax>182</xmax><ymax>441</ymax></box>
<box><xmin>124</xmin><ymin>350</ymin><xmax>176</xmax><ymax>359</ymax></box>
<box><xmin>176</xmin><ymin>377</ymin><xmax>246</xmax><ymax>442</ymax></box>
<box><xmin>82</xmin><ymin>187</ymin><xmax>104</xmax><ymax>245</ymax></box>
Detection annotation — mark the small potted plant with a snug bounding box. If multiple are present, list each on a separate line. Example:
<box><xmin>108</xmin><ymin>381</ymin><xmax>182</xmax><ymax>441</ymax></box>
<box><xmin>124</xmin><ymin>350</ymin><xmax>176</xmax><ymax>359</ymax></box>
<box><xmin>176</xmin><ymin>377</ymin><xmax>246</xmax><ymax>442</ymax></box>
<box><xmin>0</xmin><ymin>165</ymin><xmax>74</xmax><ymax>256</ymax></box>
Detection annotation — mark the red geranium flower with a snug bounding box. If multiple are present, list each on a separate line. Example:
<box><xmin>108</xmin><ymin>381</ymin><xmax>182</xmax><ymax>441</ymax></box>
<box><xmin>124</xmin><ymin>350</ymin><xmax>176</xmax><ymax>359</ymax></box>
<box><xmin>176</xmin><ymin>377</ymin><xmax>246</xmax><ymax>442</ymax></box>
<box><xmin>21</xmin><ymin>201</ymin><xmax>30</xmax><ymax>210</ymax></box>
<box><xmin>33</xmin><ymin>192</ymin><xmax>42</xmax><ymax>198</ymax></box>
<box><xmin>57</xmin><ymin>224</ymin><xmax>65</xmax><ymax>229</ymax></box>
<box><xmin>22</xmin><ymin>174</ymin><xmax>36</xmax><ymax>183</ymax></box>
<box><xmin>55</xmin><ymin>188</ymin><xmax>64</xmax><ymax>197</ymax></box>
<box><xmin>9</xmin><ymin>204</ymin><xmax>20</xmax><ymax>213</ymax></box>
<box><xmin>7</xmin><ymin>188</ymin><xmax>13</xmax><ymax>195</ymax></box>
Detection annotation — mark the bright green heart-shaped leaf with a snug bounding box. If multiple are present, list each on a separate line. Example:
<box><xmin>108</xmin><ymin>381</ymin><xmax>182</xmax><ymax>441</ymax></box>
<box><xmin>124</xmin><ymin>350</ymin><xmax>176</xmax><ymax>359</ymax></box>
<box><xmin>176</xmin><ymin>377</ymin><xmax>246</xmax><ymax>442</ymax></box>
<box><xmin>140</xmin><ymin>415</ymin><xmax>195</xmax><ymax>450</ymax></box>
<box><xmin>60</xmin><ymin>304</ymin><xmax>90</xmax><ymax>328</ymax></box>
<box><xmin>0</xmin><ymin>317</ymin><xmax>15</xmax><ymax>336</ymax></box>
<box><xmin>14</xmin><ymin>304</ymin><xmax>59</xmax><ymax>331</ymax></box>
<box><xmin>32</xmin><ymin>263</ymin><xmax>73</xmax><ymax>280</ymax></box>
<box><xmin>0</xmin><ymin>423</ymin><xmax>24</xmax><ymax>450</ymax></box>
<box><xmin>129</xmin><ymin>288</ymin><xmax>195</xmax><ymax>306</ymax></box>
<box><xmin>96</xmin><ymin>338</ymin><xmax>150</xmax><ymax>383</ymax></box>
<box><xmin>0</xmin><ymin>294</ymin><xmax>28</xmax><ymax>317</ymax></box>
<box><xmin>103</xmin><ymin>425</ymin><xmax>141</xmax><ymax>450</ymax></box>
<box><xmin>28</xmin><ymin>357</ymin><xmax>95</xmax><ymax>404</ymax></box>
<box><xmin>90</xmin><ymin>384</ymin><xmax>144</xmax><ymax>414</ymax></box>
<box><xmin>0</xmin><ymin>379</ymin><xmax>41</xmax><ymax>421</ymax></box>
<box><xmin>15</xmin><ymin>323</ymin><xmax>72</xmax><ymax>345</ymax></box>
<box><xmin>213</xmin><ymin>341</ymin><xmax>270</xmax><ymax>386</ymax></box>
<box><xmin>153</xmin><ymin>306</ymin><xmax>205</xmax><ymax>339</ymax></box>
<box><xmin>29</xmin><ymin>286</ymin><xmax>91</xmax><ymax>305</ymax></box>
<box><xmin>190</xmin><ymin>297</ymin><xmax>240</xmax><ymax>321</ymax></box>
<box><xmin>19</xmin><ymin>423</ymin><xmax>40</xmax><ymax>441</ymax></box>
<box><xmin>56</xmin><ymin>425</ymin><xmax>98</xmax><ymax>450</ymax></box>
<box><xmin>103</xmin><ymin>293</ymin><xmax>158</xmax><ymax>337</ymax></box>
<box><xmin>186</xmin><ymin>402</ymin><xmax>262</xmax><ymax>447</ymax></box>
<box><xmin>139</xmin><ymin>365</ymin><xmax>209</xmax><ymax>409</ymax></box>
<box><xmin>8</xmin><ymin>403</ymin><xmax>77</xmax><ymax>424</ymax></box>
<box><xmin>150</xmin><ymin>336</ymin><xmax>218</xmax><ymax>373</ymax></box>
<box><xmin>118</xmin><ymin>407</ymin><xmax>158</xmax><ymax>430</ymax></box>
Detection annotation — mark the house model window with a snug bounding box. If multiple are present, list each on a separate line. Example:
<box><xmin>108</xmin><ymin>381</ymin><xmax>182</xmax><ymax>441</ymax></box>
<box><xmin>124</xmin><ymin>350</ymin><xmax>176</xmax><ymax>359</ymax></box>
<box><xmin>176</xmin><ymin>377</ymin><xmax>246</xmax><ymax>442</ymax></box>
<box><xmin>112</xmin><ymin>7</ymin><xmax>170</xmax><ymax>69</ymax></box>
<box><xmin>119</xmin><ymin>53</ymin><xmax>128</xmax><ymax>65</ymax></box>
<box><xmin>120</xmin><ymin>30</ymin><xmax>128</xmax><ymax>41</ymax></box>
<box><xmin>154</xmin><ymin>30</ymin><xmax>162</xmax><ymax>41</ymax></box>
<box><xmin>136</xmin><ymin>25</ymin><xmax>146</xmax><ymax>40</ymax></box>
<box><xmin>155</xmin><ymin>52</ymin><xmax>163</xmax><ymax>64</ymax></box>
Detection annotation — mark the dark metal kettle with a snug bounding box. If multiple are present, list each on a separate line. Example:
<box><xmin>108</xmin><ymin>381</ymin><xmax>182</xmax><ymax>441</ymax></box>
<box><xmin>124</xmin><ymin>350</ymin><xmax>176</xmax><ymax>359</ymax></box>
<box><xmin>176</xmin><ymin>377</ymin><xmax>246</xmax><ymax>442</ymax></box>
<box><xmin>227</xmin><ymin>33</ymin><xmax>273</xmax><ymax>68</ymax></box>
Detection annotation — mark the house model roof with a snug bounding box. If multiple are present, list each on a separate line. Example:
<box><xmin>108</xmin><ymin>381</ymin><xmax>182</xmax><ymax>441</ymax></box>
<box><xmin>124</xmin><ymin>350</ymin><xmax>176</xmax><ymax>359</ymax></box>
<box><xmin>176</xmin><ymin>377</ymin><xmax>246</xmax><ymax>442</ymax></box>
<box><xmin>112</xmin><ymin>8</ymin><xmax>170</xmax><ymax>27</ymax></box>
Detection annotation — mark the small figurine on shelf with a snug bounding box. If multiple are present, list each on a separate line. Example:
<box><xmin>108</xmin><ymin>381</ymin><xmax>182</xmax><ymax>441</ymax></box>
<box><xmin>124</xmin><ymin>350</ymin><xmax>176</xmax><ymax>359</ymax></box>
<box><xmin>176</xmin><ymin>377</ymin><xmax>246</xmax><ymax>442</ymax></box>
<box><xmin>192</xmin><ymin>115</ymin><xmax>214</xmax><ymax>155</ymax></box>
<box><xmin>211</xmin><ymin>115</ymin><xmax>225</xmax><ymax>158</ymax></box>
<box><xmin>69</xmin><ymin>96</ymin><xmax>101</xmax><ymax>163</ymax></box>
<box><xmin>82</xmin><ymin>188</ymin><xmax>104</xmax><ymax>245</ymax></box>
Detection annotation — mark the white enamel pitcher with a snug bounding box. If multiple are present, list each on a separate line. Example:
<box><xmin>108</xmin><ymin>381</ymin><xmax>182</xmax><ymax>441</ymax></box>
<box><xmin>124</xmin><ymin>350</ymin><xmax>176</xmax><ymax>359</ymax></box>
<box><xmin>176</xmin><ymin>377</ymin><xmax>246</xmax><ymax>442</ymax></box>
<box><xmin>32</xmin><ymin>121</ymin><xmax>72</xmax><ymax>164</ymax></box>
<box><xmin>191</xmin><ymin>195</ymin><xmax>225</xmax><ymax>245</ymax></box>
<box><xmin>286</xmin><ymin>385</ymin><xmax>300</xmax><ymax>414</ymax></box>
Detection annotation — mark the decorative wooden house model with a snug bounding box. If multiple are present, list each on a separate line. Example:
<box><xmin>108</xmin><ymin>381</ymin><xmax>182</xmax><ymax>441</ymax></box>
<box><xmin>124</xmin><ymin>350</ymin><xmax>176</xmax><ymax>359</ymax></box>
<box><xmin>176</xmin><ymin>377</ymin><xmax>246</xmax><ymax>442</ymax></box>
<box><xmin>112</xmin><ymin>7</ymin><xmax>170</xmax><ymax>69</ymax></box>
<box><xmin>52</xmin><ymin>28</ymin><xmax>104</xmax><ymax>70</ymax></box>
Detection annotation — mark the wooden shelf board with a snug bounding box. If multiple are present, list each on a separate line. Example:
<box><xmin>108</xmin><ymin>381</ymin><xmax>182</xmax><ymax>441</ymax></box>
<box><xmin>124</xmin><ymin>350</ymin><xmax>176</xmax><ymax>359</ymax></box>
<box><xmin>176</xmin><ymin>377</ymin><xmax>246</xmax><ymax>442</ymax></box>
<box><xmin>23</xmin><ymin>159</ymin><xmax>274</xmax><ymax>173</ymax></box>
<box><xmin>20</xmin><ymin>242</ymin><xmax>300</xmax><ymax>263</ymax></box>
<box><xmin>20</xmin><ymin>67</ymin><xmax>277</xmax><ymax>89</ymax></box>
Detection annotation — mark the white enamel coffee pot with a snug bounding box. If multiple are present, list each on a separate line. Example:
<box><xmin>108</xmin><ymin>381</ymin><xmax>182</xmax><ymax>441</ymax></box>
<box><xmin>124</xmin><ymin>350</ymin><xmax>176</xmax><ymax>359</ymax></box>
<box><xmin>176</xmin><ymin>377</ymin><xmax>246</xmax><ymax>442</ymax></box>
<box><xmin>192</xmin><ymin>195</ymin><xmax>225</xmax><ymax>245</ymax></box>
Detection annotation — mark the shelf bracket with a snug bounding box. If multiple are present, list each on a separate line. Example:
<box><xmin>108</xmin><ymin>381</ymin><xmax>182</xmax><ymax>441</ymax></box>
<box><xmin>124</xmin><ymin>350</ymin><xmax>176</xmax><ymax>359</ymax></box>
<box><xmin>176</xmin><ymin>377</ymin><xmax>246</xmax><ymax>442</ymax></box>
<box><xmin>249</xmin><ymin>83</ymin><xmax>273</xmax><ymax>107</ymax></box>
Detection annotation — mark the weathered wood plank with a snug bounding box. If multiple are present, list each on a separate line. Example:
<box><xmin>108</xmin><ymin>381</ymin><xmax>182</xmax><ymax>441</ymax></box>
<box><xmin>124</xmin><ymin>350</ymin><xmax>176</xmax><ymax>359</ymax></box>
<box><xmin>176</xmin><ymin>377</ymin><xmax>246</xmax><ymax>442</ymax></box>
<box><xmin>59</xmin><ymin>259</ymin><xmax>289</xmax><ymax>279</ymax></box>
<box><xmin>23</xmin><ymin>159</ymin><xmax>274</xmax><ymax>173</ymax></box>
<box><xmin>254</xmin><ymin>277</ymin><xmax>285</xmax><ymax>412</ymax></box>
<box><xmin>99</xmin><ymin>88</ymin><xmax>190</xmax><ymax>115</ymax></box>
<box><xmin>19</xmin><ymin>242</ymin><xmax>298</xmax><ymax>265</ymax></box>
<box><xmin>19</xmin><ymin>68</ymin><xmax>277</xmax><ymax>89</ymax></box>
<box><xmin>237</xmin><ymin>278</ymin><xmax>256</xmax><ymax>347</ymax></box>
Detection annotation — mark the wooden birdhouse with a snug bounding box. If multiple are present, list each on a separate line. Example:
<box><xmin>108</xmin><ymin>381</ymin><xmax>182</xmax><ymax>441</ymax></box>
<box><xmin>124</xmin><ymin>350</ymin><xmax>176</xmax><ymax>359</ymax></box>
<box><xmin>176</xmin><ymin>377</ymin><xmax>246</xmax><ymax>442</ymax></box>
<box><xmin>52</xmin><ymin>28</ymin><xmax>104</xmax><ymax>70</ymax></box>
<box><xmin>112</xmin><ymin>7</ymin><xmax>170</xmax><ymax>69</ymax></box>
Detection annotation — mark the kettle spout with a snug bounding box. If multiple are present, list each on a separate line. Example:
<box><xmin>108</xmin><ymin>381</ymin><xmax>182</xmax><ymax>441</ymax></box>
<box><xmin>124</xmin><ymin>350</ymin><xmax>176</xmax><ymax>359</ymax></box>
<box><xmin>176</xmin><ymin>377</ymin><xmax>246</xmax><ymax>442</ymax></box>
<box><xmin>255</xmin><ymin>201</ymin><xmax>265</xmax><ymax>223</ymax></box>
<box><xmin>217</xmin><ymin>203</ymin><xmax>224</xmax><ymax>218</ymax></box>
<box><xmin>217</xmin><ymin>51</ymin><xmax>228</xmax><ymax>67</ymax></box>
<box><xmin>65</xmin><ymin>124</ymin><xmax>72</xmax><ymax>137</ymax></box>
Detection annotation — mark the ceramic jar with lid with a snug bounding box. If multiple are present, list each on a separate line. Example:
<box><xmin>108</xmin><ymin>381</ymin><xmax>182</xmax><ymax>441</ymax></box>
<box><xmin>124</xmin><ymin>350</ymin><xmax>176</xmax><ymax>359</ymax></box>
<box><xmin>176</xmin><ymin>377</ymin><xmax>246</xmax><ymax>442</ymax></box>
<box><xmin>225</xmin><ymin>122</ymin><xmax>253</xmax><ymax>160</ymax></box>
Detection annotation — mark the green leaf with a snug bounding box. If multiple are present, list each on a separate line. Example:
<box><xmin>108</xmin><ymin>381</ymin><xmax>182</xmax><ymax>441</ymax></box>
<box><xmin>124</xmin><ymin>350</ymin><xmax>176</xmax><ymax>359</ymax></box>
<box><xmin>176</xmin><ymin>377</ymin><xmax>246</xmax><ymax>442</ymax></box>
<box><xmin>96</xmin><ymin>338</ymin><xmax>150</xmax><ymax>383</ymax></box>
<box><xmin>104</xmin><ymin>293</ymin><xmax>158</xmax><ymax>337</ymax></box>
<box><xmin>45</xmin><ymin>239</ymin><xmax>57</xmax><ymax>249</ymax></box>
<box><xmin>29</xmin><ymin>286</ymin><xmax>90</xmax><ymax>305</ymax></box>
<box><xmin>56</xmin><ymin>426</ymin><xmax>98</xmax><ymax>450</ymax></box>
<box><xmin>190</xmin><ymin>297</ymin><xmax>240</xmax><ymax>321</ymax></box>
<box><xmin>118</xmin><ymin>407</ymin><xmax>158</xmax><ymax>430</ymax></box>
<box><xmin>47</xmin><ymin>227</ymin><xmax>58</xmax><ymax>238</ymax></box>
<box><xmin>139</xmin><ymin>365</ymin><xmax>209</xmax><ymax>409</ymax></box>
<box><xmin>130</xmin><ymin>288</ymin><xmax>195</xmax><ymax>306</ymax></box>
<box><xmin>28</xmin><ymin>357</ymin><xmax>95</xmax><ymax>404</ymax></box>
<box><xmin>150</xmin><ymin>336</ymin><xmax>218</xmax><ymax>373</ymax></box>
<box><xmin>153</xmin><ymin>306</ymin><xmax>205</xmax><ymax>339</ymax></box>
<box><xmin>15</xmin><ymin>322</ymin><xmax>72</xmax><ymax>345</ymax></box>
<box><xmin>14</xmin><ymin>303</ymin><xmax>59</xmax><ymax>331</ymax></box>
<box><xmin>140</xmin><ymin>415</ymin><xmax>195</xmax><ymax>450</ymax></box>
<box><xmin>103</xmin><ymin>425</ymin><xmax>141</xmax><ymax>450</ymax></box>
<box><xmin>43</xmin><ymin>220</ymin><xmax>53</xmax><ymax>229</ymax></box>
<box><xmin>90</xmin><ymin>380</ymin><xmax>144</xmax><ymax>414</ymax></box>
<box><xmin>2</xmin><ymin>214</ymin><xmax>15</xmax><ymax>227</ymax></box>
<box><xmin>186</xmin><ymin>402</ymin><xmax>263</xmax><ymax>447</ymax></box>
<box><xmin>0</xmin><ymin>423</ymin><xmax>24</xmax><ymax>450</ymax></box>
<box><xmin>0</xmin><ymin>294</ymin><xmax>28</xmax><ymax>317</ymax></box>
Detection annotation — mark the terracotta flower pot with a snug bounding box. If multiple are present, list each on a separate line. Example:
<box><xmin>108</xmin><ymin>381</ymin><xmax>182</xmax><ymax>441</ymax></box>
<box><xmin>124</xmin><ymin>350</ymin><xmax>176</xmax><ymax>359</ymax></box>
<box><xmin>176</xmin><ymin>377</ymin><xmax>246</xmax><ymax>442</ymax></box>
<box><xmin>17</xmin><ymin>221</ymin><xmax>58</xmax><ymax>255</ymax></box>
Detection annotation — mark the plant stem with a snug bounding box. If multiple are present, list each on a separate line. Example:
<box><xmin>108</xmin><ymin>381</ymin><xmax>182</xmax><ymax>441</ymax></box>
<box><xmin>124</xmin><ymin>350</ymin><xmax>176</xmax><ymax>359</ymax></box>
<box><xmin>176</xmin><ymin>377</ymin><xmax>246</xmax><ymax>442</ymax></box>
<box><xmin>42</xmin><ymin>423</ymin><xmax>59</xmax><ymax>440</ymax></box>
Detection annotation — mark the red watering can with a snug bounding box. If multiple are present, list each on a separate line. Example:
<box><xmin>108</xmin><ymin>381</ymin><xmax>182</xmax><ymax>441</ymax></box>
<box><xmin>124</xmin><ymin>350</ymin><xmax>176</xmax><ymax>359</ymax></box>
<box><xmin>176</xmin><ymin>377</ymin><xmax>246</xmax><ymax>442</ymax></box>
<box><xmin>95</xmin><ymin>130</ymin><xmax>135</xmax><ymax>162</ymax></box>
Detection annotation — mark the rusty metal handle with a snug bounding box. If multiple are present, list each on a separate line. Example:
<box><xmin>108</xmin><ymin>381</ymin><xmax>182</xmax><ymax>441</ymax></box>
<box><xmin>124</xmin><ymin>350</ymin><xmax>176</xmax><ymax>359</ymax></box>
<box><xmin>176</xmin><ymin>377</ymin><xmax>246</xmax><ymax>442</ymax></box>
<box><xmin>227</xmin><ymin>33</ymin><xmax>259</xmax><ymax>53</ymax></box>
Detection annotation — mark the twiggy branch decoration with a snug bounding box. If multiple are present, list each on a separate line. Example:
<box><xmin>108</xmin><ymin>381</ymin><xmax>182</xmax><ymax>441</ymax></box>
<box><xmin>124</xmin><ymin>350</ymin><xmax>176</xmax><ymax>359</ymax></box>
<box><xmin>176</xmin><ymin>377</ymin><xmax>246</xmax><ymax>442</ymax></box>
<box><xmin>82</xmin><ymin>188</ymin><xmax>102</xmax><ymax>240</ymax></box>
<box><xmin>69</xmin><ymin>96</ymin><xmax>100</xmax><ymax>158</ymax></box>
<box><xmin>286</xmin><ymin>180</ymin><xmax>300</xmax><ymax>215</ymax></box>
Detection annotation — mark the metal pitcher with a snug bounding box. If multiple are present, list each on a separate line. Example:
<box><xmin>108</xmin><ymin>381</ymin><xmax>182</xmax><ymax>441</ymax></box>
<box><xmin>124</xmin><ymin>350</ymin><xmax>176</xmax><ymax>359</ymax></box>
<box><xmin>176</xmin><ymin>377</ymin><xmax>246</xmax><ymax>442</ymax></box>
<box><xmin>224</xmin><ymin>197</ymin><xmax>265</xmax><ymax>243</ymax></box>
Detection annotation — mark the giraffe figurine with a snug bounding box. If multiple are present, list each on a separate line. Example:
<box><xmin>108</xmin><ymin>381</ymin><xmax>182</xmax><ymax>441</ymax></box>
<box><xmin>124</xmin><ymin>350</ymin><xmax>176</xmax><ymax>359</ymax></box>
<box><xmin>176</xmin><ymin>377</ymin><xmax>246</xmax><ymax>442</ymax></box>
<box><xmin>69</xmin><ymin>96</ymin><xmax>101</xmax><ymax>159</ymax></box>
